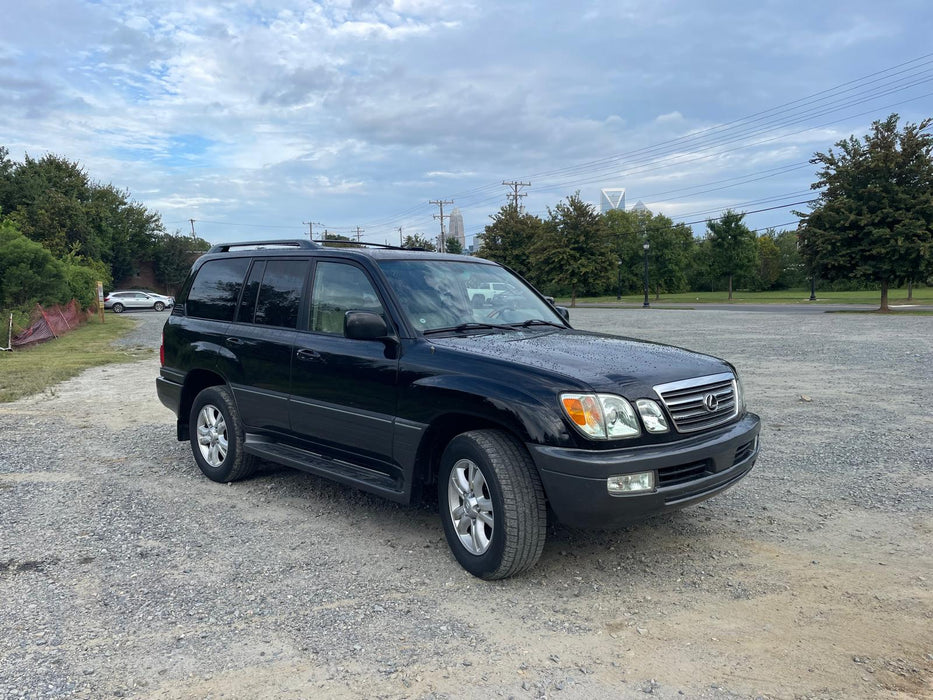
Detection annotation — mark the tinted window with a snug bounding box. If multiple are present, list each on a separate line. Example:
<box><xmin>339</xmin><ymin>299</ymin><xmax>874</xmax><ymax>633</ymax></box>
<box><xmin>236</xmin><ymin>261</ymin><xmax>266</xmax><ymax>323</ymax></box>
<box><xmin>186</xmin><ymin>258</ymin><xmax>250</xmax><ymax>321</ymax></box>
<box><xmin>254</xmin><ymin>260</ymin><xmax>307</xmax><ymax>328</ymax></box>
<box><xmin>310</xmin><ymin>262</ymin><xmax>384</xmax><ymax>335</ymax></box>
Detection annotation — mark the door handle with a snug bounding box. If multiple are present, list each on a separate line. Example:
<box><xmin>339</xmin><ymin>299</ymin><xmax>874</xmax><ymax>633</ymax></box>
<box><xmin>296</xmin><ymin>348</ymin><xmax>321</xmax><ymax>361</ymax></box>
<box><xmin>225</xmin><ymin>337</ymin><xmax>244</xmax><ymax>345</ymax></box>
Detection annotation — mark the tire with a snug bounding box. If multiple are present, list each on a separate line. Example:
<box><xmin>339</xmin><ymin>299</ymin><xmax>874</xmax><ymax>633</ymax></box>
<box><xmin>439</xmin><ymin>429</ymin><xmax>547</xmax><ymax>580</ymax></box>
<box><xmin>154</xmin><ymin>301</ymin><xmax>165</xmax><ymax>311</ymax></box>
<box><xmin>112</xmin><ymin>303</ymin><xmax>124</xmax><ymax>313</ymax></box>
<box><xmin>189</xmin><ymin>386</ymin><xmax>257</xmax><ymax>482</ymax></box>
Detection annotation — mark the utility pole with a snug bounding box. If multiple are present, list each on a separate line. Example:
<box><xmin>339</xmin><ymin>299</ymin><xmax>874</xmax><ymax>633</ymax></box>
<box><xmin>354</xmin><ymin>226</ymin><xmax>364</xmax><ymax>242</ymax></box>
<box><xmin>397</xmin><ymin>226</ymin><xmax>403</xmax><ymax>247</ymax></box>
<box><xmin>189</xmin><ymin>219</ymin><xmax>197</xmax><ymax>238</ymax></box>
<box><xmin>430</xmin><ymin>199</ymin><xmax>453</xmax><ymax>251</ymax></box>
<box><xmin>502</xmin><ymin>181</ymin><xmax>530</xmax><ymax>211</ymax></box>
<box><xmin>303</xmin><ymin>220</ymin><xmax>322</xmax><ymax>241</ymax></box>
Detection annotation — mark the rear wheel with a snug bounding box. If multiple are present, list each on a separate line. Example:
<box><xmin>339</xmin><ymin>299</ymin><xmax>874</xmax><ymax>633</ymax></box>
<box><xmin>439</xmin><ymin>430</ymin><xmax>547</xmax><ymax>580</ymax></box>
<box><xmin>189</xmin><ymin>386</ymin><xmax>257</xmax><ymax>482</ymax></box>
<box><xmin>153</xmin><ymin>301</ymin><xmax>165</xmax><ymax>311</ymax></box>
<box><xmin>112</xmin><ymin>303</ymin><xmax>124</xmax><ymax>313</ymax></box>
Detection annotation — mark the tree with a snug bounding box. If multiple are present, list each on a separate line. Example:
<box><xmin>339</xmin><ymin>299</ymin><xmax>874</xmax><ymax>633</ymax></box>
<box><xmin>603</xmin><ymin>209</ymin><xmax>643</xmax><ymax>294</ymax></box>
<box><xmin>706</xmin><ymin>209</ymin><xmax>757</xmax><ymax>300</ymax></box>
<box><xmin>0</xmin><ymin>148</ymin><xmax>167</xmax><ymax>285</ymax></box>
<box><xmin>445</xmin><ymin>237</ymin><xmax>463</xmax><ymax>254</ymax></box>
<box><xmin>754</xmin><ymin>232</ymin><xmax>782</xmax><ymax>291</ymax></box>
<box><xmin>476</xmin><ymin>205</ymin><xmax>544</xmax><ymax>281</ymax></box>
<box><xmin>645</xmin><ymin>213</ymin><xmax>693</xmax><ymax>298</ymax></box>
<box><xmin>152</xmin><ymin>233</ymin><xmax>211</xmax><ymax>292</ymax></box>
<box><xmin>0</xmin><ymin>218</ymin><xmax>69</xmax><ymax>310</ymax></box>
<box><xmin>773</xmin><ymin>229</ymin><xmax>806</xmax><ymax>289</ymax></box>
<box><xmin>402</xmin><ymin>233</ymin><xmax>436</xmax><ymax>251</ymax></box>
<box><xmin>797</xmin><ymin>114</ymin><xmax>933</xmax><ymax>311</ymax></box>
<box><xmin>531</xmin><ymin>194</ymin><xmax>611</xmax><ymax>306</ymax></box>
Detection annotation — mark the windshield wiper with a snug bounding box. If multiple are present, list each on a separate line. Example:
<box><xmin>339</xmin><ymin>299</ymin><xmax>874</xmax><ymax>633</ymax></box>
<box><xmin>512</xmin><ymin>319</ymin><xmax>566</xmax><ymax>329</ymax></box>
<box><xmin>423</xmin><ymin>322</ymin><xmax>516</xmax><ymax>336</ymax></box>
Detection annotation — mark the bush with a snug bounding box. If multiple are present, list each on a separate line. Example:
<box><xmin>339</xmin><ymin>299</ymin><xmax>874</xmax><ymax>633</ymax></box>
<box><xmin>0</xmin><ymin>219</ymin><xmax>69</xmax><ymax>309</ymax></box>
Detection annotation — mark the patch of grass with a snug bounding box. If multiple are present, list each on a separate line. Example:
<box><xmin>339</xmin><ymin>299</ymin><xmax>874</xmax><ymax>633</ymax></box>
<box><xmin>0</xmin><ymin>316</ymin><xmax>143</xmax><ymax>403</ymax></box>
<box><xmin>561</xmin><ymin>287</ymin><xmax>933</xmax><ymax>306</ymax></box>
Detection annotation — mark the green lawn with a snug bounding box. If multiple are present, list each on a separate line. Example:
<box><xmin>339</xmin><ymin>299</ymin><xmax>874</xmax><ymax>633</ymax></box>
<box><xmin>0</xmin><ymin>315</ymin><xmax>144</xmax><ymax>402</ymax></box>
<box><xmin>561</xmin><ymin>287</ymin><xmax>933</xmax><ymax>306</ymax></box>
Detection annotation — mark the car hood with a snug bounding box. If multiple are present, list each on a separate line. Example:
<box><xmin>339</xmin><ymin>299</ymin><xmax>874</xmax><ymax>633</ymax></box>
<box><xmin>427</xmin><ymin>328</ymin><xmax>732</xmax><ymax>396</ymax></box>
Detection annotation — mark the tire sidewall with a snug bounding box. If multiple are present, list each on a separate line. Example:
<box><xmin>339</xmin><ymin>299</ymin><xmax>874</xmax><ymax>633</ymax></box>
<box><xmin>439</xmin><ymin>434</ymin><xmax>509</xmax><ymax>579</ymax></box>
<box><xmin>189</xmin><ymin>386</ymin><xmax>241</xmax><ymax>482</ymax></box>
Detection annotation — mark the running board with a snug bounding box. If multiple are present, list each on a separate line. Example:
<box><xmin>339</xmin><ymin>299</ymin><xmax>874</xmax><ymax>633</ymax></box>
<box><xmin>244</xmin><ymin>437</ymin><xmax>407</xmax><ymax>502</ymax></box>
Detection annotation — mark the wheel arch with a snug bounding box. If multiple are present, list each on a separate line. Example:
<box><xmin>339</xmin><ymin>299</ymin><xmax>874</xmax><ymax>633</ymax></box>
<box><xmin>411</xmin><ymin>412</ymin><xmax>531</xmax><ymax>504</ymax></box>
<box><xmin>177</xmin><ymin>369</ymin><xmax>227</xmax><ymax>440</ymax></box>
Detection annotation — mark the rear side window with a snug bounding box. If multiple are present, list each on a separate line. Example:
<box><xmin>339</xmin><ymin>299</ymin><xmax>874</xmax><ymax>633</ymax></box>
<box><xmin>254</xmin><ymin>260</ymin><xmax>307</xmax><ymax>328</ymax></box>
<box><xmin>186</xmin><ymin>258</ymin><xmax>250</xmax><ymax>321</ymax></box>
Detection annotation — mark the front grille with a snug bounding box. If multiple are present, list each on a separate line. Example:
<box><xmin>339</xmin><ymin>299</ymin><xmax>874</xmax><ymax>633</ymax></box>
<box><xmin>654</xmin><ymin>372</ymin><xmax>738</xmax><ymax>434</ymax></box>
<box><xmin>657</xmin><ymin>459</ymin><xmax>711</xmax><ymax>487</ymax></box>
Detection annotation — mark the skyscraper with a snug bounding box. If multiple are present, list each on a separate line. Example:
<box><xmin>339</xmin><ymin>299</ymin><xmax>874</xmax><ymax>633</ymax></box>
<box><xmin>600</xmin><ymin>188</ymin><xmax>626</xmax><ymax>213</ymax></box>
<box><xmin>448</xmin><ymin>208</ymin><xmax>465</xmax><ymax>247</ymax></box>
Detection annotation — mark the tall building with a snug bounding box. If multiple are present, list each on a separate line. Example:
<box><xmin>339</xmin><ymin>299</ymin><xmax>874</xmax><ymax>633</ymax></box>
<box><xmin>448</xmin><ymin>208</ymin><xmax>465</xmax><ymax>247</ymax></box>
<box><xmin>600</xmin><ymin>188</ymin><xmax>626</xmax><ymax>213</ymax></box>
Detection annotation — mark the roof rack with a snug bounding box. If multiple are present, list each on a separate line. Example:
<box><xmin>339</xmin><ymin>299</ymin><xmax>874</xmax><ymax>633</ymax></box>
<box><xmin>313</xmin><ymin>240</ymin><xmax>429</xmax><ymax>251</ymax></box>
<box><xmin>207</xmin><ymin>239</ymin><xmax>320</xmax><ymax>253</ymax></box>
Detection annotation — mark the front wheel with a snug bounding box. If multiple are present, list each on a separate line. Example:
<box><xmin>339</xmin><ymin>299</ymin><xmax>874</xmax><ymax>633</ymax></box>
<box><xmin>112</xmin><ymin>303</ymin><xmax>124</xmax><ymax>313</ymax></box>
<box><xmin>153</xmin><ymin>301</ymin><xmax>165</xmax><ymax>311</ymax></box>
<box><xmin>439</xmin><ymin>430</ymin><xmax>547</xmax><ymax>580</ymax></box>
<box><xmin>189</xmin><ymin>386</ymin><xmax>257</xmax><ymax>482</ymax></box>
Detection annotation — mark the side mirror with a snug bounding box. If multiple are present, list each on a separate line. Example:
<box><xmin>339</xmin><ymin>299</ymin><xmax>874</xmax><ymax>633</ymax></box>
<box><xmin>555</xmin><ymin>306</ymin><xmax>570</xmax><ymax>322</ymax></box>
<box><xmin>344</xmin><ymin>311</ymin><xmax>389</xmax><ymax>340</ymax></box>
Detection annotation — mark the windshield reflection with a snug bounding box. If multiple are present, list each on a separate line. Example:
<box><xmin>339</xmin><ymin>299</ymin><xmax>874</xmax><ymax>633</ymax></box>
<box><xmin>378</xmin><ymin>259</ymin><xmax>564</xmax><ymax>333</ymax></box>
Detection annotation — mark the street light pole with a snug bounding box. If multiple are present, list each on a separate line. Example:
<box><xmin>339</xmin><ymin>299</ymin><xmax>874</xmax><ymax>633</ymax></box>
<box><xmin>642</xmin><ymin>242</ymin><xmax>650</xmax><ymax>308</ymax></box>
<box><xmin>617</xmin><ymin>260</ymin><xmax>622</xmax><ymax>301</ymax></box>
<box><xmin>809</xmin><ymin>274</ymin><xmax>816</xmax><ymax>301</ymax></box>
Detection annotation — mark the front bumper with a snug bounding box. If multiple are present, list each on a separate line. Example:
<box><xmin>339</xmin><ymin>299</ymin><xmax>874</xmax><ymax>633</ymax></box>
<box><xmin>528</xmin><ymin>413</ymin><xmax>760</xmax><ymax>528</ymax></box>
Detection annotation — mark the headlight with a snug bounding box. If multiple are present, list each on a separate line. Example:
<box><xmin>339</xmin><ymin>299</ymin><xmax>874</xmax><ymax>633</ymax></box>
<box><xmin>734</xmin><ymin>371</ymin><xmax>746</xmax><ymax>412</ymax></box>
<box><xmin>635</xmin><ymin>399</ymin><xmax>669</xmax><ymax>433</ymax></box>
<box><xmin>560</xmin><ymin>393</ymin><xmax>641</xmax><ymax>440</ymax></box>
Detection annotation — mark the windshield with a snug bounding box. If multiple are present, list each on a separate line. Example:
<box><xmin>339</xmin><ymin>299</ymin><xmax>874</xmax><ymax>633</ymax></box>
<box><xmin>378</xmin><ymin>259</ymin><xmax>565</xmax><ymax>333</ymax></box>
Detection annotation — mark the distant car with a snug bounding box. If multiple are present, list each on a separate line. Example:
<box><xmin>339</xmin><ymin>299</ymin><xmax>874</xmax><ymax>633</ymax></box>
<box><xmin>104</xmin><ymin>290</ymin><xmax>175</xmax><ymax>313</ymax></box>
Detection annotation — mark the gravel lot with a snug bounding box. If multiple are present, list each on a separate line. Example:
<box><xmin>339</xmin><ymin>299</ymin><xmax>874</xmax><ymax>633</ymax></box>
<box><xmin>1</xmin><ymin>308</ymin><xmax>930</xmax><ymax>699</ymax></box>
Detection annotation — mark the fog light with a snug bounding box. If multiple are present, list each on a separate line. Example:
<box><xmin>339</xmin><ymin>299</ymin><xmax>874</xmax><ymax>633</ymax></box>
<box><xmin>607</xmin><ymin>471</ymin><xmax>656</xmax><ymax>495</ymax></box>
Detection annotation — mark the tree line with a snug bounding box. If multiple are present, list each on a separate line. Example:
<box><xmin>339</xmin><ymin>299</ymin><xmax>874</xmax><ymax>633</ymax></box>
<box><xmin>476</xmin><ymin>114</ymin><xmax>933</xmax><ymax>310</ymax></box>
<box><xmin>476</xmin><ymin>198</ymin><xmax>805</xmax><ymax>306</ymax></box>
<box><xmin>0</xmin><ymin>147</ymin><xmax>209</xmax><ymax>325</ymax></box>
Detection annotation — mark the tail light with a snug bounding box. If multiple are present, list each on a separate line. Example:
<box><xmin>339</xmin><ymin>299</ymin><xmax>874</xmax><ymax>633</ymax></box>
<box><xmin>160</xmin><ymin>332</ymin><xmax>165</xmax><ymax>366</ymax></box>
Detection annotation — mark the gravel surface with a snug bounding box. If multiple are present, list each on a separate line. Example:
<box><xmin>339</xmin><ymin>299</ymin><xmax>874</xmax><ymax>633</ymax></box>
<box><xmin>1</xmin><ymin>308</ymin><xmax>930</xmax><ymax>699</ymax></box>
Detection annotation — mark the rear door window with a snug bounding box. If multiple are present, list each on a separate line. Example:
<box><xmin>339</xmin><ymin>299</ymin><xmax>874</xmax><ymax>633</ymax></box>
<box><xmin>254</xmin><ymin>260</ymin><xmax>307</xmax><ymax>328</ymax></box>
<box><xmin>186</xmin><ymin>258</ymin><xmax>251</xmax><ymax>321</ymax></box>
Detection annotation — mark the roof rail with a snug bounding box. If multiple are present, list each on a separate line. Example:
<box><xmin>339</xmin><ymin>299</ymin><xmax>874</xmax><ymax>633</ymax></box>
<box><xmin>313</xmin><ymin>239</ymin><xmax>417</xmax><ymax>251</ymax></box>
<box><xmin>207</xmin><ymin>239</ymin><xmax>320</xmax><ymax>253</ymax></box>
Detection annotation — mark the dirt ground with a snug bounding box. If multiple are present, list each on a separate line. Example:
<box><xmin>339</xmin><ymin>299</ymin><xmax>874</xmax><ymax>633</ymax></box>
<box><xmin>0</xmin><ymin>308</ymin><xmax>930</xmax><ymax>699</ymax></box>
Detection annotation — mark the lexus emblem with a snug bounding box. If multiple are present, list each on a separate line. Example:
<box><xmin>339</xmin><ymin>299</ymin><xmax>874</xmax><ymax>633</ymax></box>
<box><xmin>703</xmin><ymin>393</ymin><xmax>719</xmax><ymax>412</ymax></box>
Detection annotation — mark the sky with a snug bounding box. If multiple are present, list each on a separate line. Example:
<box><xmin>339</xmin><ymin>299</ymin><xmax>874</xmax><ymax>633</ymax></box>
<box><xmin>2</xmin><ymin>0</ymin><xmax>933</xmax><ymax>249</ymax></box>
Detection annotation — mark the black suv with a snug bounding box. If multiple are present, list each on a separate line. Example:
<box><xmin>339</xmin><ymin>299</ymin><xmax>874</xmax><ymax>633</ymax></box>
<box><xmin>157</xmin><ymin>240</ymin><xmax>760</xmax><ymax>579</ymax></box>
